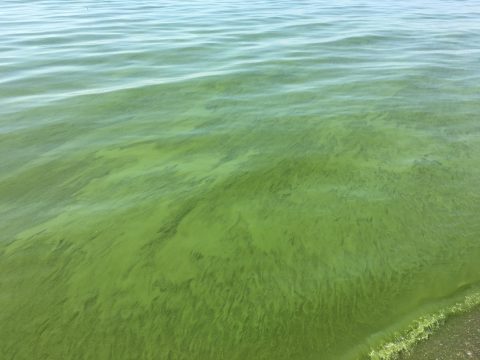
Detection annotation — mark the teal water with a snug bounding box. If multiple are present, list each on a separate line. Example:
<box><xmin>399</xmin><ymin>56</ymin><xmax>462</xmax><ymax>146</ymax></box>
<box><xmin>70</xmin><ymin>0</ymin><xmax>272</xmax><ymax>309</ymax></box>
<box><xmin>1</xmin><ymin>1</ymin><xmax>480</xmax><ymax>359</ymax></box>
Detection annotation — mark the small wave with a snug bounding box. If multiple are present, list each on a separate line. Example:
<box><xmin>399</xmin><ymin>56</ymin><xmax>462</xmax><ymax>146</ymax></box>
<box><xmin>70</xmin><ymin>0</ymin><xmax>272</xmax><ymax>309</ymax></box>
<box><xmin>368</xmin><ymin>290</ymin><xmax>480</xmax><ymax>359</ymax></box>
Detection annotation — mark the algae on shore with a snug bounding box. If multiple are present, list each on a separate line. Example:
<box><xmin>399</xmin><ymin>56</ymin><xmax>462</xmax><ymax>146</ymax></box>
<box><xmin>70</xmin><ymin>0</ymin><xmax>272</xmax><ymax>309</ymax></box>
<box><xmin>401</xmin><ymin>306</ymin><xmax>480</xmax><ymax>360</ymax></box>
<box><xmin>369</xmin><ymin>293</ymin><xmax>480</xmax><ymax>360</ymax></box>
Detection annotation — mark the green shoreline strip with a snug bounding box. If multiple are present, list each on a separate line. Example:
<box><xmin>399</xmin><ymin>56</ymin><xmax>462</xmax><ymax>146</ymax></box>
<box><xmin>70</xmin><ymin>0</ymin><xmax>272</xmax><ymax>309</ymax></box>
<box><xmin>369</xmin><ymin>291</ymin><xmax>480</xmax><ymax>360</ymax></box>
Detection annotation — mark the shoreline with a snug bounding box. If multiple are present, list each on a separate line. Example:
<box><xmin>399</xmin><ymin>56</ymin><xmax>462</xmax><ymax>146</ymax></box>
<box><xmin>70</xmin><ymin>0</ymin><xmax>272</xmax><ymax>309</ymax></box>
<box><xmin>368</xmin><ymin>292</ymin><xmax>480</xmax><ymax>360</ymax></box>
<box><xmin>400</xmin><ymin>306</ymin><xmax>480</xmax><ymax>359</ymax></box>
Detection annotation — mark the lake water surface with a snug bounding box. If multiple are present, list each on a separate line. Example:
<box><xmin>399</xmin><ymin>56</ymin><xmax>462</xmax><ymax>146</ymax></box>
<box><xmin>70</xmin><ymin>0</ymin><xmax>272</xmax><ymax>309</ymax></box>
<box><xmin>1</xmin><ymin>1</ymin><xmax>480</xmax><ymax>359</ymax></box>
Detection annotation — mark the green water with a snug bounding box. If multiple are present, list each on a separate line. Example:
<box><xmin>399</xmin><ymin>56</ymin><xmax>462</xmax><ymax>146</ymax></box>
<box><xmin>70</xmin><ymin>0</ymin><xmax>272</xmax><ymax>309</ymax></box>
<box><xmin>1</xmin><ymin>1</ymin><xmax>480</xmax><ymax>359</ymax></box>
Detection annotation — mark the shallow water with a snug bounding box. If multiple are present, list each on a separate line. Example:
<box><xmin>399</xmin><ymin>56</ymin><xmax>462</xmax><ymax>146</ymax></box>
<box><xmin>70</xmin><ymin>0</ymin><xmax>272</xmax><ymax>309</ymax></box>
<box><xmin>1</xmin><ymin>0</ymin><xmax>480</xmax><ymax>359</ymax></box>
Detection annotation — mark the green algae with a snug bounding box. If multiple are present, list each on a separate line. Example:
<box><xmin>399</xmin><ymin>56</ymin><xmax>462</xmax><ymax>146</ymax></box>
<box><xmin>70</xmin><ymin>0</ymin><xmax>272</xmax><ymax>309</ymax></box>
<box><xmin>400</xmin><ymin>304</ymin><xmax>480</xmax><ymax>359</ymax></box>
<box><xmin>369</xmin><ymin>291</ymin><xmax>480</xmax><ymax>359</ymax></box>
<box><xmin>1</xmin><ymin>1</ymin><xmax>480</xmax><ymax>359</ymax></box>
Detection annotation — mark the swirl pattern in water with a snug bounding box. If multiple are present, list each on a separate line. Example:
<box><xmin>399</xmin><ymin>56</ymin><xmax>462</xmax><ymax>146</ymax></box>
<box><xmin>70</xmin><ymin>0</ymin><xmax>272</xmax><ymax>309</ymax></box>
<box><xmin>1</xmin><ymin>0</ymin><xmax>480</xmax><ymax>359</ymax></box>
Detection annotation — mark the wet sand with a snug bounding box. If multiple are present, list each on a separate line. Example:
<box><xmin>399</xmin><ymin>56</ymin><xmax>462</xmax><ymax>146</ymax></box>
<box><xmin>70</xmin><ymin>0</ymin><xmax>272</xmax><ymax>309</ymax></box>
<box><xmin>401</xmin><ymin>307</ymin><xmax>480</xmax><ymax>360</ymax></box>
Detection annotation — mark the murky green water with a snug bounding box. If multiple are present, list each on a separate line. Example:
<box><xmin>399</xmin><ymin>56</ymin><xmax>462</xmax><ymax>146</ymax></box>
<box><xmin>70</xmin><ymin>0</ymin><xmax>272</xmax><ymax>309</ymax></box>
<box><xmin>1</xmin><ymin>1</ymin><xmax>480</xmax><ymax>359</ymax></box>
